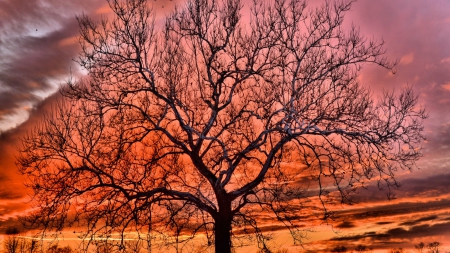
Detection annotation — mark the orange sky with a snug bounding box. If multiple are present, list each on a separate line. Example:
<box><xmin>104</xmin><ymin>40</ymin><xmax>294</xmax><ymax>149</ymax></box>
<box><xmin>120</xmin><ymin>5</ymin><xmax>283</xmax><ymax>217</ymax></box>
<box><xmin>1</xmin><ymin>0</ymin><xmax>450</xmax><ymax>252</ymax></box>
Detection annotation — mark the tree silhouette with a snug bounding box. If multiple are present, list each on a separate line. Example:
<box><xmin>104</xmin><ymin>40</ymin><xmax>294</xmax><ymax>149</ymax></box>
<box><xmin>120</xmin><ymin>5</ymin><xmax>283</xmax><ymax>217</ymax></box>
<box><xmin>415</xmin><ymin>242</ymin><xmax>425</xmax><ymax>253</ymax></box>
<box><xmin>2</xmin><ymin>227</ymin><xmax>40</xmax><ymax>253</ymax></box>
<box><xmin>389</xmin><ymin>248</ymin><xmax>404</xmax><ymax>253</ymax></box>
<box><xmin>46</xmin><ymin>245</ymin><xmax>73</xmax><ymax>253</ymax></box>
<box><xmin>331</xmin><ymin>245</ymin><xmax>347</xmax><ymax>253</ymax></box>
<box><xmin>355</xmin><ymin>244</ymin><xmax>368</xmax><ymax>253</ymax></box>
<box><xmin>18</xmin><ymin>0</ymin><xmax>426</xmax><ymax>252</ymax></box>
<box><xmin>427</xmin><ymin>242</ymin><xmax>441</xmax><ymax>253</ymax></box>
<box><xmin>3</xmin><ymin>240</ymin><xmax>20</xmax><ymax>253</ymax></box>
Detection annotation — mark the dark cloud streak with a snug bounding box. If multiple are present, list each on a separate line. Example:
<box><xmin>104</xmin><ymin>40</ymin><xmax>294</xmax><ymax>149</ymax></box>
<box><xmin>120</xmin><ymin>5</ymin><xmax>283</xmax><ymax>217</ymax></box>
<box><xmin>330</xmin><ymin>222</ymin><xmax>450</xmax><ymax>243</ymax></box>
<box><xmin>399</xmin><ymin>215</ymin><xmax>438</xmax><ymax>226</ymax></box>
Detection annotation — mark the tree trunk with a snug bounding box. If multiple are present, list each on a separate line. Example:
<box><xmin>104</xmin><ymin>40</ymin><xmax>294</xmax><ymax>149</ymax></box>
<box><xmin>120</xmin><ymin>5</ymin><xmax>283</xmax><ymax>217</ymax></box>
<box><xmin>214</xmin><ymin>192</ymin><xmax>233</xmax><ymax>253</ymax></box>
<box><xmin>214</xmin><ymin>214</ymin><xmax>232</xmax><ymax>253</ymax></box>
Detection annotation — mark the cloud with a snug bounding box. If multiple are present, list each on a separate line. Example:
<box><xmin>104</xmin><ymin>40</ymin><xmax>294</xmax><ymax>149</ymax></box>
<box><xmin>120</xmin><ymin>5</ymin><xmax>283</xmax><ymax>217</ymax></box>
<box><xmin>0</xmin><ymin>0</ymin><xmax>186</xmax><ymax>131</ymax></box>
<box><xmin>399</xmin><ymin>215</ymin><xmax>438</xmax><ymax>226</ymax></box>
<box><xmin>0</xmin><ymin>0</ymin><xmax>105</xmax><ymax>131</ymax></box>
<box><xmin>376</xmin><ymin>221</ymin><xmax>393</xmax><ymax>225</ymax></box>
<box><xmin>335</xmin><ymin>221</ymin><xmax>356</xmax><ymax>229</ymax></box>
<box><xmin>0</xmin><ymin>91</ymin><xmax>64</xmax><ymax>228</ymax></box>
<box><xmin>442</xmin><ymin>83</ymin><xmax>450</xmax><ymax>91</ymax></box>
<box><xmin>400</xmin><ymin>53</ymin><xmax>414</xmax><ymax>65</ymax></box>
<box><xmin>441</xmin><ymin>57</ymin><xmax>450</xmax><ymax>63</ymax></box>
<box><xmin>349</xmin><ymin>0</ymin><xmax>450</xmax><ymax>179</ymax></box>
<box><xmin>0</xmin><ymin>131</ymin><xmax>29</xmax><ymax>202</ymax></box>
<box><xmin>343</xmin><ymin>199</ymin><xmax>450</xmax><ymax>220</ymax></box>
<box><xmin>331</xmin><ymin>221</ymin><xmax>450</xmax><ymax>242</ymax></box>
<box><xmin>339</xmin><ymin>173</ymin><xmax>450</xmax><ymax>207</ymax></box>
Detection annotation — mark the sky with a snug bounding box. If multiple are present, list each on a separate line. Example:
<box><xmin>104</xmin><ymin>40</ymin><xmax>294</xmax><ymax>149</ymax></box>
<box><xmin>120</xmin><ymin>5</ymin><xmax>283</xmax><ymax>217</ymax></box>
<box><xmin>0</xmin><ymin>0</ymin><xmax>450</xmax><ymax>252</ymax></box>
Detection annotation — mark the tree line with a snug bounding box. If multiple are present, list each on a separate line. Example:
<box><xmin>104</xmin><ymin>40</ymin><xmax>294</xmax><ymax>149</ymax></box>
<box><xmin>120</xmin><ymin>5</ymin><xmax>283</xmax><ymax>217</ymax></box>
<box><xmin>329</xmin><ymin>242</ymin><xmax>444</xmax><ymax>253</ymax></box>
<box><xmin>2</xmin><ymin>228</ymin><xmax>446</xmax><ymax>253</ymax></box>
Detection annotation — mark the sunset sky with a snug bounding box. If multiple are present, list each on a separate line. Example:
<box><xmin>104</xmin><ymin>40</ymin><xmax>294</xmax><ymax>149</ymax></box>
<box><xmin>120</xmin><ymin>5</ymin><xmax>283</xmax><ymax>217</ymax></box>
<box><xmin>1</xmin><ymin>0</ymin><xmax>450</xmax><ymax>252</ymax></box>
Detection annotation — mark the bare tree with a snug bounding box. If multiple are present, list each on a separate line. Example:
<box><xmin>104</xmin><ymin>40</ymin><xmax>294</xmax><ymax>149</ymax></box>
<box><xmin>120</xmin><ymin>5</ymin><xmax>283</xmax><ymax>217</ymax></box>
<box><xmin>92</xmin><ymin>241</ymin><xmax>116</xmax><ymax>253</ymax></box>
<box><xmin>18</xmin><ymin>0</ymin><xmax>426</xmax><ymax>252</ymax></box>
<box><xmin>46</xmin><ymin>245</ymin><xmax>73</xmax><ymax>253</ymax></box>
<box><xmin>331</xmin><ymin>245</ymin><xmax>347</xmax><ymax>253</ymax></box>
<box><xmin>3</xmin><ymin>228</ymin><xmax>20</xmax><ymax>253</ymax></box>
<box><xmin>3</xmin><ymin>228</ymin><xmax>41</xmax><ymax>253</ymax></box>
<box><xmin>389</xmin><ymin>248</ymin><xmax>404</xmax><ymax>253</ymax></box>
<box><xmin>415</xmin><ymin>242</ymin><xmax>426</xmax><ymax>253</ymax></box>
<box><xmin>355</xmin><ymin>245</ymin><xmax>368</xmax><ymax>253</ymax></box>
<box><xmin>427</xmin><ymin>242</ymin><xmax>441</xmax><ymax>253</ymax></box>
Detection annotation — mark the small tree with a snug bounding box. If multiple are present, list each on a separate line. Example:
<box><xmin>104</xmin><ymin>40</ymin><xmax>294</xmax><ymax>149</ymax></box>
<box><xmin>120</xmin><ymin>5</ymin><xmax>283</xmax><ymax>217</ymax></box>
<box><xmin>4</xmin><ymin>228</ymin><xmax>20</xmax><ymax>253</ymax></box>
<box><xmin>415</xmin><ymin>242</ymin><xmax>425</xmax><ymax>253</ymax></box>
<box><xmin>355</xmin><ymin>245</ymin><xmax>367</xmax><ymax>253</ymax></box>
<box><xmin>389</xmin><ymin>248</ymin><xmax>404</xmax><ymax>253</ymax></box>
<box><xmin>331</xmin><ymin>245</ymin><xmax>347</xmax><ymax>253</ymax></box>
<box><xmin>18</xmin><ymin>0</ymin><xmax>426</xmax><ymax>252</ymax></box>
<box><xmin>3</xmin><ymin>228</ymin><xmax>41</xmax><ymax>253</ymax></box>
<box><xmin>427</xmin><ymin>242</ymin><xmax>441</xmax><ymax>253</ymax></box>
<box><xmin>46</xmin><ymin>245</ymin><xmax>73</xmax><ymax>253</ymax></box>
